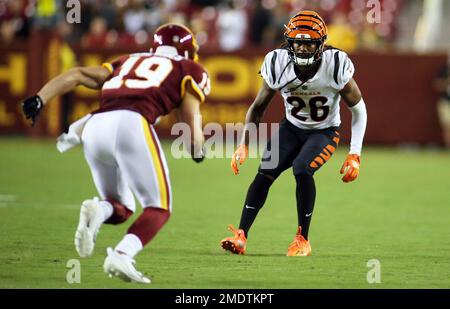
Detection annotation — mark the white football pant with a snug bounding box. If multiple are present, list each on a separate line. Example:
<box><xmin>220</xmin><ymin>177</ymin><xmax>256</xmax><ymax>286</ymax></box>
<box><xmin>81</xmin><ymin>110</ymin><xmax>172</xmax><ymax>213</ymax></box>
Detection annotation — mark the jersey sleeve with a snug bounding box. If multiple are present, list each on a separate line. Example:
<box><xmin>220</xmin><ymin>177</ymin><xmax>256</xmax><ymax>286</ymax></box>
<box><xmin>180</xmin><ymin>60</ymin><xmax>211</xmax><ymax>103</ymax></box>
<box><xmin>260</xmin><ymin>49</ymin><xmax>289</xmax><ymax>90</ymax></box>
<box><xmin>332</xmin><ymin>50</ymin><xmax>355</xmax><ymax>90</ymax></box>
<box><xmin>260</xmin><ymin>51</ymin><xmax>278</xmax><ymax>90</ymax></box>
<box><xmin>102</xmin><ymin>55</ymin><xmax>128</xmax><ymax>75</ymax></box>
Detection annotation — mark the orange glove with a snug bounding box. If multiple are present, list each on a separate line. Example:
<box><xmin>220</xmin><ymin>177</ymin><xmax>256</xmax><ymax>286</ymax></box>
<box><xmin>340</xmin><ymin>154</ymin><xmax>361</xmax><ymax>183</ymax></box>
<box><xmin>231</xmin><ymin>144</ymin><xmax>248</xmax><ymax>175</ymax></box>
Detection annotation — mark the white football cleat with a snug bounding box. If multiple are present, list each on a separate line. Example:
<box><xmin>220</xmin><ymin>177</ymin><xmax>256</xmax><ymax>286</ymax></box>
<box><xmin>103</xmin><ymin>247</ymin><xmax>151</xmax><ymax>284</ymax></box>
<box><xmin>74</xmin><ymin>197</ymin><xmax>103</xmax><ymax>257</ymax></box>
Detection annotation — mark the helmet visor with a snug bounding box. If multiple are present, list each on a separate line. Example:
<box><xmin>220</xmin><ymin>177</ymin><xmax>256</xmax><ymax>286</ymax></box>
<box><xmin>286</xmin><ymin>37</ymin><xmax>320</xmax><ymax>59</ymax></box>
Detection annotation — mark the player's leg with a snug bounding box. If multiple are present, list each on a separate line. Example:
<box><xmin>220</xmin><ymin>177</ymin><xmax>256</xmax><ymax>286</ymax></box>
<box><xmin>221</xmin><ymin>119</ymin><xmax>301</xmax><ymax>254</ymax></box>
<box><xmin>288</xmin><ymin>128</ymin><xmax>340</xmax><ymax>256</ymax></box>
<box><xmin>437</xmin><ymin>98</ymin><xmax>450</xmax><ymax>148</ymax></box>
<box><xmin>76</xmin><ymin>114</ymin><xmax>136</xmax><ymax>258</ymax></box>
<box><xmin>103</xmin><ymin>112</ymin><xmax>171</xmax><ymax>283</ymax></box>
<box><xmin>239</xmin><ymin>119</ymin><xmax>302</xmax><ymax>236</ymax></box>
<box><xmin>83</xmin><ymin>158</ymin><xmax>136</xmax><ymax>224</ymax></box>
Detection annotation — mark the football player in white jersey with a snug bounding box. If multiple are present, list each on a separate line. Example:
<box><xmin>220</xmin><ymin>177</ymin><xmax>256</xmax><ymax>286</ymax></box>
<box><xmin>221</xmin><ymin>11</ymin><xmax>367</xmax><ymax>256</ymax></box>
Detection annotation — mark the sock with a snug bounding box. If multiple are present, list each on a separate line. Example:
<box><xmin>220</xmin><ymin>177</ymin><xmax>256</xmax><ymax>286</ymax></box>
<box><xmin>127</xmin><ymin>207</ymin><xmax>170</xmax><ymax>246</ymax></box>
<box><xmin>99</xmin><ymin>201</ymin><xmax>113</xmax><ymax>222</ymax></box>
<box><xmin>295</xmin><ymin>173</ymin><xmax>316</xmax><ymax>240</ymax></box>
<box><xmin>104</xmin><ymin>198</ymin><xmax>133</xmax><ymax>224</ymax></box>
<box><xmin>115</xmin><ymin>234</ymin><xmax>143</xmax><ymax>258</ymax></box>
<box><xmin>239</xmin><ymin>173</ymin><xmax>274</xmax><ymax>237</ymax></box>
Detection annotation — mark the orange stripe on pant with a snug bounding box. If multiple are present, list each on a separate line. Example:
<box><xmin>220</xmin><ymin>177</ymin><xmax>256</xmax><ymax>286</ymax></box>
<box><xmin>319</xmin><ymin>148</ymin><xmax>332</xmax><ymax>161</ymax></box>
<box><xmin>326</xmin><ymin>144</ymin><xmax>336</xmax><ymax>153</ymax></box>
<box><xmin>313</xmin><ymin>156</ymin><xmax>325</xmax><ymax>166</ymax></box>
<box><xmin>141</xmin><ymin>118</ymin><xmax>170</xmax><ymax>210</ymax></box>
<box><xmin>309</xmin><ymin>140</ymin><xmax>339</xmax><ymax>169</ymax></box>
<box><xmin>333</xmin><ymin>131</ymin><xmax>340</xmax><ymax>145</ymax></box>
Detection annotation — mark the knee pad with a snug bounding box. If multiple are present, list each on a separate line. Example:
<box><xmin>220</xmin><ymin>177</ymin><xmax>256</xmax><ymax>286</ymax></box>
<box><xmin>255</xmin><ymin>172</ymin><xmax>276</xmax><ymax>185</ymax></box>
<box><xmin>256</xmin><ymin>168</ymin><xmax>278</xmax><ymax>181</ymax></box>
<box><xmin>293</xmin><ymin>161</ymin><xmax>315</xmax><ymax>177</ymax></box>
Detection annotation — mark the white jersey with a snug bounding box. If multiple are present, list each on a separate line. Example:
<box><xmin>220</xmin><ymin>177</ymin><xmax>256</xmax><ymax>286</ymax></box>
<box><xmin>260</xmin><ymin>48</ymin><xmax>354</xmax><ymax>130</ymax></box>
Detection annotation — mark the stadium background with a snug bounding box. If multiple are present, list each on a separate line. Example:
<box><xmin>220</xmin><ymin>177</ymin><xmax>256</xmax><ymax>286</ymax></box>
<box><xmin>0</xmin><ymin>0</ymin><xmax>449</xmax><ymax>289</ymax></box>
<box><xmin>1</xmin><ymin>0</ymin><xmax>449</xmax><ymax>145</ymax></box>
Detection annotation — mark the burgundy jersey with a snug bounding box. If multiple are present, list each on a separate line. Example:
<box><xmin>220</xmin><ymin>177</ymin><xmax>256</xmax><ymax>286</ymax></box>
<box><xmin>93</xmin><ymin>52</ymin><xmax>210</xmax><ymax>124</ymax></box>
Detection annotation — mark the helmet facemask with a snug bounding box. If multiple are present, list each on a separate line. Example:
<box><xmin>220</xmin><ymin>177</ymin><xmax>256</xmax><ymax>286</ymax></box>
<box><xmin>285</xmin><ymin>36</ymin><xmax>326</xmax><ymax>67</ymax></box>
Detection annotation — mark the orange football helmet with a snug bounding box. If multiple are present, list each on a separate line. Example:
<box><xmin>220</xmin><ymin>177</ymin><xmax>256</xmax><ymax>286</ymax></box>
<box><xmin>284</xmin><ymin>10</ymin><xmax>328</xmax><ymax>66</ymax></box>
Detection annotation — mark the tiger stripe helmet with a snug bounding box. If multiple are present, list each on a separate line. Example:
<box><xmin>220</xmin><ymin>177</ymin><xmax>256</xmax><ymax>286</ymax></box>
<box><xmin>284</xmin><ymin>10</ymin><xmax>328</xmax><ymax>66</ymax></box>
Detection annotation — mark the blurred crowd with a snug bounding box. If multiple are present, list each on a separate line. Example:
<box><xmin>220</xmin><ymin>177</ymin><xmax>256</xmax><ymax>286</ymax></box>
<box><xmin>0</xmin><ymin>0</ymin><xmax>405</xmax><ymax>53</ymax></box>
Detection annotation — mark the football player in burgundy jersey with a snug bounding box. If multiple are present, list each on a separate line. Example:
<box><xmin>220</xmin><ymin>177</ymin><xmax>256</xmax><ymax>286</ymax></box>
<box><xmin>21</xmin><ymin>24</ymin><xmax>210</xmax><ymax>283</ymax></box>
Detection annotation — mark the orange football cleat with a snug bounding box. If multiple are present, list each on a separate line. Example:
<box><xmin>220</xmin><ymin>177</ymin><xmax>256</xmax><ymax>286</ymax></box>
<box><xmin>286</xmin><ymin>226</ymin><xmax>311</xmax><ymax>256</ymax></box>
<box><xmin>220</xmin><ymin>224</ymin><xmax>247</xmax><ymax>255</ymax></box>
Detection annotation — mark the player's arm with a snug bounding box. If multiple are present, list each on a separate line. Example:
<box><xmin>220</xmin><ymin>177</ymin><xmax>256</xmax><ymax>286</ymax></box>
<box><xmin>21</xmin><ymin>66</ymin><xmax>110</xmax><ymax>126</ymax></box>
<box><xmin>241</xmin><ymin>80</ymin><xmax>276</xmax><ymax>145</ymax></box>
<box><xmin>179</xmin><ymin>86</ymin><xmax>205</xmax><ymax>163</ymax></box>
<box><xmin>39</xmin><ymin>66</ymin><xmax>110</xmax><ymax>103</ymax></box>
<box><xmin>339</xmin><ymin>78</ymin><xmax>368</xmax><ymax>183</ymax></box>
<box><xmin>231</xmin><ymin>80</ymin><xmax>276</xmax><ymax>175</ymax></box>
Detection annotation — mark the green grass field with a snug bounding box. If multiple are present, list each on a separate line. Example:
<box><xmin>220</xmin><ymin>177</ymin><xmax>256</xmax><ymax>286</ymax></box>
<box><xmin>0</xmin><ymin>138</ymin><xmax>449</xmax><ymax>288</ymax></box>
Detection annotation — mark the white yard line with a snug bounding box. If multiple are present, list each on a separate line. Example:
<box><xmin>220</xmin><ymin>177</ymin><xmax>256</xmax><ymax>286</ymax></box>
<box><xmin>0</xmin><ymin>194</ymin><xmax>79</xmax><ymax>209</ymax></box>
<box><xmin>0</xmin><ymin>194</ymin><xmax>17</xmax><ymax>202</ymax></box>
